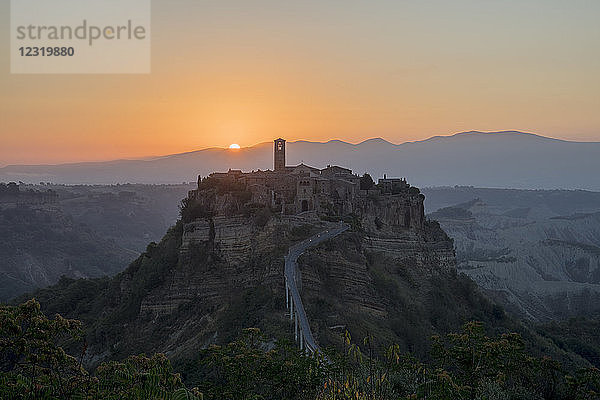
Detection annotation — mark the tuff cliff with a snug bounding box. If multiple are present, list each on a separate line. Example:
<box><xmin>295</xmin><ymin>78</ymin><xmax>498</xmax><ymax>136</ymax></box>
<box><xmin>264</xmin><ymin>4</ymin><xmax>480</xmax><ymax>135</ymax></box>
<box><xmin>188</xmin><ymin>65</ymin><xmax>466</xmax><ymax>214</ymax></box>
<box><xmin>29</xmin><ymin>181</ymin><xmax>517</xmax><ymax>367</ymax></box>
<box><xmin>139</xmin><ymin>179</ymin><xmax>441</xmax><ymax>323</ymax></box>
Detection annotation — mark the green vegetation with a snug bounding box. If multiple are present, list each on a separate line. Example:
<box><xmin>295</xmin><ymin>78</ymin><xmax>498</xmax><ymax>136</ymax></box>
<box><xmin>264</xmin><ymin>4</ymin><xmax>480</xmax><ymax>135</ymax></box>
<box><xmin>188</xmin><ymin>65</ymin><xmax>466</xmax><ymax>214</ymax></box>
<box><xmin>181</xmin><ymin>328</ymin><xmax>325</xmax><ymax>400</ymax></box>
<box><xmin>408</xmin><ymin>186</ymin><xmax>420</xmax><ymax>195</ymax></box>
<box><xmin>429</xmin><ymin>206</ymin><xmax>474</xmax><ymax>220</ymax></box>
<box><xmin>179</xmin><ymin>322</ymin><xmax>600</xmax><ymax>400</ymax></box>
<box><xmin>296</xmin><ymin>227</ymin><xmax>520</xmax><ymax>361</ymax></box>
<box><xmin>22</xmin><ymin>222</ymin><xmax>184</xmax><ymax>359</ymax></box>
<box><xmin>363</xmin><ymin>252</ymin><xmax>510</xmax><ymax>354</ymax></box>
<box><xmin>0</xmin><ymin>300</ymin><xmax>200</xmax><ymax>399</ymax></box>
<box><xmin>24</xmin><ymin>212</ymin><xmax>331</xmax><ymax>366</ymax></box>
<box><xmin>253</xmin><ymin>206</ymin><xmax>273</xmax><ymax>227</ymax></box>
<box><xmin>180</xmin><ymin>196</ymin><xmax>214</xmax><ymax>223</ymax></box>
<box><xmin>3</xmin><ymin>300</ymin><xmax>600</xmax><ymax>399</ymax></box>
<box><xmin>181</xmin><ymin>178</ymin><xmax>263</xmax><ymax>223</ymax></box>
<box><xmin>537</xmin><ymin>317</ymin><xmax>600</xmax><ymax>368</ymax></box>
<box><xmin>10</xmin><ymin>188</ymin><xmax>600</xmax><ymax>399</ymax></box>
<box><xmin>215</xmin><ymin>286</ymin><xmax>284</xmax><ymax>344</ymax></box>
<box><xmin>423</xmin><ymin>219</ymin><xmax>453</xmax><ymax>242</ymax></box>
<box><xmin>290</xmin><ymin>224</ymin><xmax>316</xmax><ymax>241</ymax></box>
<box><xmin>197</xmin><ymin>177</ymin><xmax>247</xmax><ymax>196</ymax></box>
<box><xmin>0</xmin><ymin>182</ymin><xmax>19</xmax><ymax>194</ymax></box>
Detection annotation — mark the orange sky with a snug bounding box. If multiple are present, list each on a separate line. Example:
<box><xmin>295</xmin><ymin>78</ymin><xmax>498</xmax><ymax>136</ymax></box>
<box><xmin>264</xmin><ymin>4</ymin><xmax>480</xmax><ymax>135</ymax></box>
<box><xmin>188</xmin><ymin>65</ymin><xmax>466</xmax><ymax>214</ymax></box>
<box><xmin>1</xmin><ymin>1</ymin><xmax>599</xmax><ymax>166</ymax></box>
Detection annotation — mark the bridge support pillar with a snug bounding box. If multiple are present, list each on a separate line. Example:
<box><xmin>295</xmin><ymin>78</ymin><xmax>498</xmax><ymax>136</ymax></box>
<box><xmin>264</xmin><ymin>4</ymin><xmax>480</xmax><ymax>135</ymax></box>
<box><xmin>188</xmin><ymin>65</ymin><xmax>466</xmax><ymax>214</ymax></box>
<box><xmin>294</xmin><ymin>312</ymin><xmax>298</xmax><ymax>341</ymax></box>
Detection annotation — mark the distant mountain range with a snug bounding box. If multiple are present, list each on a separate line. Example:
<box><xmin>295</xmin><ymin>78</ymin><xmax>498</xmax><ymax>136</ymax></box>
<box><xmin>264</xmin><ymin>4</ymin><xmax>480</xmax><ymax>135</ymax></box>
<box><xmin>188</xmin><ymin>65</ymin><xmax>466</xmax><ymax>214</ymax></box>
<box><xmin>2</xmin><ymin>131</ymin><xmax>599</xmax><ymax>190</ymax></box>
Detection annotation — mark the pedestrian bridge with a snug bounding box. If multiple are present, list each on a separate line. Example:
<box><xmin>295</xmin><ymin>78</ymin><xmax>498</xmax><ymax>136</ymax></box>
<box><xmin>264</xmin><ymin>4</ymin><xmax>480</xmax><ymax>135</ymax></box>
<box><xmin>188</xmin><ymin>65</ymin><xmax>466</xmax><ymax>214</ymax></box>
<box><xmin>284</xmin><ymin>221</ymin><xmax>349</xmax><ymax>354</ymax></box>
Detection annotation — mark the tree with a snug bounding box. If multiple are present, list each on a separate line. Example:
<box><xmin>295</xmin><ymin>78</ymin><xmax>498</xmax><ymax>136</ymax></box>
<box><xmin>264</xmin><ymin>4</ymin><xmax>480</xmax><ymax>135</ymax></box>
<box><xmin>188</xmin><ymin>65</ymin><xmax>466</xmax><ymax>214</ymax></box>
<box><xmin>193</xmin><ymin>328</ymin><xmax>326</xmax><ymax>400</ymax></box>
<box><xmin>0</xmin><ymin>299</ymin><xmax>86</xmax><ymax>398</ymax></box>
<box><xmin>0</xmin><ymin>300</ymin><xmax>200</xmax><ymax>399</ymax></box>
<box><xmin>431</xmin><ymin>321</ymin><xmax>537</xmax><ymax>399</ymax></box>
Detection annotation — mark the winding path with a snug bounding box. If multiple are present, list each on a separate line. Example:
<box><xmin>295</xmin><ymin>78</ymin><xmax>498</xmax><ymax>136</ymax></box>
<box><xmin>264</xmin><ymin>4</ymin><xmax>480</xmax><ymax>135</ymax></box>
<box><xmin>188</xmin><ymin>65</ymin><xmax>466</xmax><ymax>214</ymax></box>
<box><xmin>284</xmin><ymin>221</ymin><xmax>349</xmax><ymax>354</ymax></box>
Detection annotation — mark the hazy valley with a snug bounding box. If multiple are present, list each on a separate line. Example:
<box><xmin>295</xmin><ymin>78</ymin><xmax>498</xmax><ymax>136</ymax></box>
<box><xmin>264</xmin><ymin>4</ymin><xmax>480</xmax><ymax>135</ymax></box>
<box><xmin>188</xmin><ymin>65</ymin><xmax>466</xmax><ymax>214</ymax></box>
<box><xmin>425</xmin><ymin>187</ymin><xmax>600</xmax><ymax>321</ymax></box>
<box><xmin>4</xmin><ymin>138</ymin><xmax>600</xmax><ymax>398</ymax></box>
<box><xmin>0</xmin><ymin>183</ymin><xmax>194</xmax><ymax>301</ymax></box>
<box><xmin>2</xmin><ymin>131</ymin><xmax>600</xmax><ymax>190</ymax></box>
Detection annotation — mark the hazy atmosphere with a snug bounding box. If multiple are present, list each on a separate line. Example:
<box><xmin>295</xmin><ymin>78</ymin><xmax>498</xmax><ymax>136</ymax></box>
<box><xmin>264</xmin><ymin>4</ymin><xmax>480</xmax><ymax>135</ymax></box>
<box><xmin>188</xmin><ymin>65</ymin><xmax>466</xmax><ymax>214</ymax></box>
<box><xmin>3</xmin><ymin>2</ymin><xmax>600</xmax><ymax>399</ymax></box>
<box><xmin>1</xmin><ymin>0</ymin><xmax>600</xmax><ymax>166</ymax></box>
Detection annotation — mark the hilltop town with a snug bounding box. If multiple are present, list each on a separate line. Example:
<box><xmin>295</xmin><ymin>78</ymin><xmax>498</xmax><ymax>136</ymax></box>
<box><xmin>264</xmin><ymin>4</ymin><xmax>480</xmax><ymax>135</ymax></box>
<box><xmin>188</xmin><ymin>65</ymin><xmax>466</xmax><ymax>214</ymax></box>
<box><xmin>184</xmin><ymin>138</ymin><xmax>425</xmax><ymax>231</ymax></box>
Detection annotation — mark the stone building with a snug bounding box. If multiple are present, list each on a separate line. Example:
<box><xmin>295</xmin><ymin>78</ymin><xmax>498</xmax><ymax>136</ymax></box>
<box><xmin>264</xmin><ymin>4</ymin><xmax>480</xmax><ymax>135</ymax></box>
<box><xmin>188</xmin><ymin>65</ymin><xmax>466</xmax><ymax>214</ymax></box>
<box><xmin>188</xmin><ymin>138</ymin><xmax>425</xmax><ymax>229</ymax></box>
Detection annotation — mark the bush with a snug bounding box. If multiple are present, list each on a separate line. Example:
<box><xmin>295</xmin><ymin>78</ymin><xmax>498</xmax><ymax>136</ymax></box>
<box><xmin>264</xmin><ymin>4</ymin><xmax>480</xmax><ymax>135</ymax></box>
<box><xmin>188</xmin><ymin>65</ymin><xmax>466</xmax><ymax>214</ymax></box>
<box><xmin>254</xmin><ymin>207</ymin><xmax>272</xmax><ymax>227</ymax></box>
<box><xmin>0</xmin><ymin>300</ymin><xmax>200</xmax><ymax>399</ymax></box>
<box><xmin>188</xmin><ymin>328</ymin><xmax>326</xmax><ymax>400</ymax></box>
<box><xmin>180</xmin><ymin>197</ymin><xmax>213</xmax><ymax>223</ymax></box>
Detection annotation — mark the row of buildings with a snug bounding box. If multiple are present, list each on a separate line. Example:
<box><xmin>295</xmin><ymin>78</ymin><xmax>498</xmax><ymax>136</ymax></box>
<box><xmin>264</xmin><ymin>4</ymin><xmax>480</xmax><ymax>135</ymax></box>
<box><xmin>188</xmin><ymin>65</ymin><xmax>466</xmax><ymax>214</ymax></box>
<box><xmin>194</xmin><ymin>138</ymin><xmax>415</xmax><ymax>218</ymax></box>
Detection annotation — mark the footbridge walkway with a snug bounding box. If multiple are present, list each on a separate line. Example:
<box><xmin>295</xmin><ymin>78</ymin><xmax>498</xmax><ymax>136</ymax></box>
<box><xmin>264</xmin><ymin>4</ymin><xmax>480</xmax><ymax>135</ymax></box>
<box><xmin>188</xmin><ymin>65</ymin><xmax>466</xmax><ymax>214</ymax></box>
<box><xmin>284</xmin><ymin>221</ymin><xmax>349</xmax><ymax>354</ymax></box>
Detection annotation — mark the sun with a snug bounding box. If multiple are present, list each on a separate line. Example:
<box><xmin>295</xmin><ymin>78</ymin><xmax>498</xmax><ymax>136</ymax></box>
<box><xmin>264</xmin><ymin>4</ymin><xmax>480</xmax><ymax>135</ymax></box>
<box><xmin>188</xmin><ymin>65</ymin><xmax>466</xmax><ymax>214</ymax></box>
<box><xmin>229</xmin><ymin>143</ymin><xmax>240</xmax><ymax>149</ymax></box>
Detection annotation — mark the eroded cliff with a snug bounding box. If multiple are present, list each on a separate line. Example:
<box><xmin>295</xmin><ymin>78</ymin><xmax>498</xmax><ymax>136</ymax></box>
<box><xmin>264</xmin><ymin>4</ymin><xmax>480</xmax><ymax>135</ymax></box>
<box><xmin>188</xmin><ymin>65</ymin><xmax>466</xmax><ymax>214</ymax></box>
<box><xmin>430</xmin><ymin>198</ymin><xmax>600</xmax><ymax>321</ymax></box>
<box><xmin>29</xmin><ymin>186</ymin><xmax>517</xmax><ymax>367</ymax></box>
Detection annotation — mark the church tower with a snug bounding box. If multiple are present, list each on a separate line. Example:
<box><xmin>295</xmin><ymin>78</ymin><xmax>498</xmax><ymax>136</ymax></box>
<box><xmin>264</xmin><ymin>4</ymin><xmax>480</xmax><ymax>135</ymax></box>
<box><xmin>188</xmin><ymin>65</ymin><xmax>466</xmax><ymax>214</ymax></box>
<box><xmin>274</xmin><ymin>138</ymin><xmax>286</xmax><ymax>171</ymax></box>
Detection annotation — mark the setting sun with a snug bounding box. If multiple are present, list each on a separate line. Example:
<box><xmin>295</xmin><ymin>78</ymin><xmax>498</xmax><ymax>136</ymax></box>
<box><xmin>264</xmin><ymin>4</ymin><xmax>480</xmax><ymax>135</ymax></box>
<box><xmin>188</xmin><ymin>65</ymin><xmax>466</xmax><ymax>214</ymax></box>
<box><xmin>229</xmin><ymin>144</ymin><xmax>241</xmax><ymax>149</ymax></box>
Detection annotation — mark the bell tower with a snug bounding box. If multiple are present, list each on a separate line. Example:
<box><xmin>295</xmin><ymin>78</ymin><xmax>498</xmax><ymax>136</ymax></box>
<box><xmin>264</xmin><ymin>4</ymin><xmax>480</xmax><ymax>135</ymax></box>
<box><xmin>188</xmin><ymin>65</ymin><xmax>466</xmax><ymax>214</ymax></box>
<box><xmin>274</xmin><ymin>138</ymin><xmax>286</xmax><ymax>171</ymax></box>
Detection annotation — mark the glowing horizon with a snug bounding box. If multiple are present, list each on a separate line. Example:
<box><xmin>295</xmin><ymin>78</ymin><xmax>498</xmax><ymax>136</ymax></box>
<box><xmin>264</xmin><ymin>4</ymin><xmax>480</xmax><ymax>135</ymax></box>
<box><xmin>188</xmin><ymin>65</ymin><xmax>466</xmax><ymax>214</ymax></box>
<box><xmin>1</xmin><ymin>130</ymin><xmax>595</xmax><ymax>168</ymax></box>
<box><xmin>1</xmin><ymin>1</ymin><xmax>599</xmax><ymax>166</ymax></box>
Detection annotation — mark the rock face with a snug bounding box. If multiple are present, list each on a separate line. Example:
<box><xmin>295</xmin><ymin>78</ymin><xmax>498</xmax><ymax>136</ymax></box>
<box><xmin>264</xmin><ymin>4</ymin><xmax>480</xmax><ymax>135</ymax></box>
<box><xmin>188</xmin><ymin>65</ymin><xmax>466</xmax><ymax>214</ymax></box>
<box><xmin>182</xmin><ymin>216</ymin><xmax>253</xmax><ymax>262</ymax></box>
<box><xmin>295</xmin><ymin>217</ymin><xmax>466</xmax><ymax>354</ymax></box>
<box><xmin>141</xmin><ymin>214</ymin><xmax>328</xmax><ymax>317</ymax></box>
<box><xmin>141</xmin><ymin>182</ymin><xmax>434</xmax><ymax>322</ymax></box>
<box><xmin>430</xmin><ymin>196</ymin><xmax>600</xmax><ymax>321</ymax></box>
<box><xmin>32</xmin><ymin>183</ymin><xmax>514</xmax><ymax>366</ymax></box>
<box><xmin>354</xmin><ymin>191</ymin><xmax>425</xmax><ymax>231</ymax></box>
<box><xmin>123</xmin><ymin>201</ymin><xmax>469</xmax><ymax>361</ymax></box>
<box><xmin>109</xmin><ymin>186</ymin><xmax>482</xmax><ymax>360</ymax></box>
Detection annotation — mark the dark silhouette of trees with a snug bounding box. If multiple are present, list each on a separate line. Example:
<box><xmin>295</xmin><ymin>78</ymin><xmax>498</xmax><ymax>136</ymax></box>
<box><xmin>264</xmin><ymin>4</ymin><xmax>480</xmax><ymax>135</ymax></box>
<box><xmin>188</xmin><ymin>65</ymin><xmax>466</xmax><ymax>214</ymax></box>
<box><xmin>0</xmin><ymin>300</ymin><xmax>200</xmax><ymax>399</ymax></box>
<box><xmin>3</xmin><ymin>300</ymin><xmax>600</xmax><ymax>399</ymax></box>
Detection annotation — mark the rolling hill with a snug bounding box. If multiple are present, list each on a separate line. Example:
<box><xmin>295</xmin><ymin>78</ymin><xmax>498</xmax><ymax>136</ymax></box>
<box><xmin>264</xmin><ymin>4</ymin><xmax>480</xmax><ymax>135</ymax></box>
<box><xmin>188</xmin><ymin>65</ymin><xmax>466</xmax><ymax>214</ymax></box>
<box><xmin>2</xmin><ymin>131</ymin><xmax>599</xmax><ymax>190</ymax></box>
